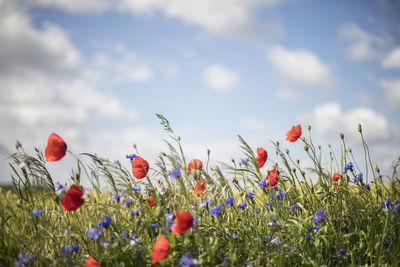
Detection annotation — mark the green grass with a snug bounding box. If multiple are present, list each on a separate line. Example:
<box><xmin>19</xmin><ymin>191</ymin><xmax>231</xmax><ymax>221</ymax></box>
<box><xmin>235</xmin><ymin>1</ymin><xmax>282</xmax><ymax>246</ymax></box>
<box><xmin>1</xmin><ymin>116</ymin><xmax>399</xmax><ymax>266</ymax></box>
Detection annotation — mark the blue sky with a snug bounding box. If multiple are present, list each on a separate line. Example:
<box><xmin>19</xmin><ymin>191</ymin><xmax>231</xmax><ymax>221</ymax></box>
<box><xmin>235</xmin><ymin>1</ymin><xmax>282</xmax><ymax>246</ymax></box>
<box><xmin>0</xmin><ymin>0</ymin><xmax>399</xmax><ymax>185</ymax></box>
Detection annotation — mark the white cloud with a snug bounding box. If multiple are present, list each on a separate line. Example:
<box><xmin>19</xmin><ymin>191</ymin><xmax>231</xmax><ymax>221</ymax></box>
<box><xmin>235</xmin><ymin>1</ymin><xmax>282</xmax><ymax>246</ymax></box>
<box><xmin>338</xmin><ymin>24</ymin><xmax>386</xmax><ymax>61</ymax></box>
<box><xmin>381</xmin><ymin>80</ymin><xmax>400</xmax><ymax>110</ymax></box>
<box><xmin>0</xmin><ymin>0</ymin><xmax>80</xmax><ymax>76</ymax></box>
<box><xmin>27</xmin><ymin>0</ymin><xmax>113</xmax><ymax>14</ymax></box>
<box><xmin>382</xmin><ymin>47</ymin><xmax>400</xmax><ymax>69</ymax></box>
<box><xmin>203</xmin><ymin>64</ymin><xmax>239</xmax><ymax>92</ymax></box>
<box><xmin>304</xmin><ymin>102</ymin><xmax>390</xmax><ymax>143</ymax></box>
<box><xmin>267</xmin><ymin>46</ymin><xmax>331</xmax><ymax>86</ymax></box>
<box><xmin>276</xmin><ymin>88</ymin><xmax>299</xmax><ymax>102</ymax></box>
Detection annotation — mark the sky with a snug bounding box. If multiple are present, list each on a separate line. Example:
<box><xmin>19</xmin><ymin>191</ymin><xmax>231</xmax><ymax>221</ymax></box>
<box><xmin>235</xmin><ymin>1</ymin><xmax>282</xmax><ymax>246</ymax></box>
<box><xmin>0</xmin><ymin>0</ymin><xmax>400</xmax><ymax>186</ymax></box>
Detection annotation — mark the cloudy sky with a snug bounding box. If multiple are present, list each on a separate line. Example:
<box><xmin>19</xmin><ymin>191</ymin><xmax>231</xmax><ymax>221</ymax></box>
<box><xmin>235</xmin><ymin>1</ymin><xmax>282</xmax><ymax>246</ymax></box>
<box><xmin>0</xmin><ymin>0</ymin><xmax>399</xmax><ymax>185</ymax></box>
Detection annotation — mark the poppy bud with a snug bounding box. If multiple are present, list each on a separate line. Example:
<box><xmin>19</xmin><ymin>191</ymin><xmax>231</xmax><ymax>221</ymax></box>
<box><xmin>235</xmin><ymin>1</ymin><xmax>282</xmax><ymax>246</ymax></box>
<box><xmin>339</xmin><ymin>133</ymin><xmax>344</xmax><ymax>139</ymax></box>
<box><xmin>358</xmin><ymin>124</ymin><xmax>362</xmax><ymax>133</ymax></box>
<box><xmin>304</xmin><ymin>145</ymin><xmax>309</xmax><ymax>151</ymax></box>
<box><xmin>307</xmin><ymin>125</ymin><xmax>311</xmax><ymax>130</ymax></box>
<box><xmin>160</xmin><ymin>151</ymin><xmax>166</xmax><ymax>156</ymax></box>
<box><xmin>206</xmin><ymin>149</ymin><xmax>210</xmax><ymax>156</ymax></box>
<box><xmin>285</xmin><ymin>149</ymin><xmax>289</xmax><ymax>154</ymax></box>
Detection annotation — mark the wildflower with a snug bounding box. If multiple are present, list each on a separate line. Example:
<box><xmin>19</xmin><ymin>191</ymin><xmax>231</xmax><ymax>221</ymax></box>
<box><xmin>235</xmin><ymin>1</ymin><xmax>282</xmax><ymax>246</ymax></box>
<box><xmin>193</xmin><ymin>215</ymin><xmax>197</xmax><ymax>224</ymax></box>
<box><xmin>30</xmin><ymin>209</ymin><xmax>43</xmax><ymax>217</ymax></box>
<box><xmin>129</xmin><ymin>233</ymin><xmax>139</xmax><ymax>247</ymax></box>
<box><xmin>210</xmin><ymin>204</ymin><xmax>222</xmax><ymax>216</ymax></box>
<box><xmin>393</xmin><ymin>203</ymin><xmax>400</xmax><ymax>213</ymax></box>
<box><xmin>45</xmin><ymin>133</ymin><xmax>67</xmax><ymax>162</ymax></box>
<box><xmin>353</xmin><ymin>173</ymin><xmax>363</xmax><ymax>183</ymax></box>
<box><xmin>266</xmin><ymin>168</ymin><xmax>279</xmax><ymax>187</ymax></box>
<box><xmin>263</xmin><ymin>236</ymin><xmax>271</xmax><ymax>243</ymax></box>
<box><xmin>111</xmin><ymin>192</ymin><xmax>122</xmax><ymax>201</ymax></box>
<box><xmin>273</xmin><ymin>191</ymin><xmax>286</xmax><ymax>200</ymax></box>
<box><xmin>131</xmin><ymin>185</ymin><xmax>141</xmax><ymax>192</ymax></box>
<box><xmin>315</xmin><ymin>225</ymin><xmax>320</xmax><ymax>232</ymax></box>
<box><xmin>98</xmin><ymin>216</ymin><xmax>112</xmax><ymax>229</ymax></box>
<box><xmin>240</xmin><ymin>158</ymin><xmax>250</xmax><ymax>165</ymax></box>
<box><xmin>194</xmin><ymin>177</ymin><xmax>205</xmax><ymax>196</ymax></box>
<box><xmin>121</xmin><ymin>198</ymin><xmax>132</xmax><ymax>207</ymax></box>
<box><xmin>147</xmin><ymin>194</ymin><xmax>156</xmax><ymax>207</ymax></box>
<box><xmin>166</xmin><ymin>213</ymin><xmax>175</xmax><ymax>229</ymax></box>
<box><xmin>200</xmin><ymin>197</ymin><xmax>212</xmax><ymax>208</ymax></box>
<box><xmin>131</xmin><ymin>156</ymin><xmax>149</xmax><ymax>179</ymax></box>
<box><xmin>287</xmin><ymin>245</ymin><xmax>297</xmax><ymax>253</ymax></box>
<box><xmin>286</xmin><ymin>124</ymin><xmax>302</xmax><ymax>142</ymax></box>
<box><xmin>238</xmin><ymin>202</ymin><xmax>247</xmax><ymax>209</ymax></box>
<box><xmin>270</xmin><ymin>235</ymin><xmax>281</xmax><ymax>248</ymax></box>
<box><xmin>87</xmin><ymin>228</ymin><xmax>102</xmax><ymax>241</ymax></box>
<box><xmin>336</xmin><ymin>248</ymin><xmax>349</xmax><ymax>257</ymax></box>
<box><xmin>14</xmin><ymin>252</ymin><xmax>29</xmax><ymax>266</ymax></box>
<box><xmin>265</xmin><ymin>201</ymin><xmax>273</xmax><ymax>207</ymax></box>
<box><xmin>171</xmin><ymin>211</ymin><xmax>194</xmax><ymax>235</ymax></box>
<box><xmin>289</xmin><ymin>203</ymin><xmax>298</xmax><ymax>213</ymax></box>
<box><xmin>55</xmin><ymin>181</ymin><xmax>66</xmax><ymax>196</ymax></box>
<box><xmin>85</xmin><ymin>256</ymin><xmax>101</xmax><ymax>267</ymax></box>
<box><xmin>225</xmin><ymin>197</ymin><xmax>234</xmax><ymax>206</ymax></box>
<box><xmin>258</xmin><ymin>178</ymin><xmax>267</xmax><ymax>187</ymax></box>
<box><xmin>246</xmin><ymin>190</ymin><xmax>256</xmax><ymax>199</ymax></box>
<box><xmin>180</xmin><ymin>253</ymin><xmax>199</xmax><ymax>267</ymax></box>
<box><xmin>151</xmin><ymin>235</ymin><xmax>170</xmax><ymax>264</ymax></box>
<box><xmin>188</xmin><ymin>159</ymin><xmax>202</xmax><ymax>174</ymax></box>
<box><xmin>332</xmin><ymin>173</ymin><xmax>344</xmax><ymax>184</ymax></box>
<box><xmin>268</xmin><ymin>220</ymin><xmax>275</xmax><ymax>227</ymax></box>
<box><xmin>256</xmin><ymin>148</ymin><xmax>268</xmax><ymax>168</ymax></box>
<box><xmin>169</xmin><ymin>165</ymin><xmax>182</xmax><ymax>180</ymax></box>
<box><xmin>150</xmin><ymin>223</ymin><xmax>159</xmax><ymax>229</ymax></box>
<box><xmin>132</xmin><ymin>208</ymin><xmax>140</xmax><ymax>215</ymax></box>
<box><xmin>380</xmin><ymin>199</ymin><xmax>391</xmax><ymax>212</ymax></box>
<box><xmin>344</xmin><ymin>162</ymin><xmax>353</xmax><ymax>172</ymax></box>
<box><xmin>61</xmin><ymin>185</ymin><xmax>84</xmax><ymax>211</ymax></box>
<box><xmin>363</xmin><ymin>183</ymin><xmax>370</xmax><ymax>190</ymax></box>
<box><xmin>62</xmin><ymin>244</ymin><xmax>79</xmax><ymax>255</ymax></box>
<box><xmin>307</xmin><ymin>225</ymin><xmax>313</xmax><ymax>238</ymax></box>
<box><xmin>313</xmin><ymin>209</ymin><xmax>326</xmax><ymax>224</ymax></box>
<box><xmin>383</xmin><ymin>240</ymin><xmax>390</xmax><ymax>247</ymax></box>
<box><xmin>126</xmin><ymin>154</ymin><xmax>136</xmax><ymax>159</ymax></box>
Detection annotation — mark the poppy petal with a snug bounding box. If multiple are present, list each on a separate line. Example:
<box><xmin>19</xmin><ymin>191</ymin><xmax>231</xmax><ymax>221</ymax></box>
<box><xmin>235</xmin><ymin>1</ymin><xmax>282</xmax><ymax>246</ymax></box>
<box><xmin>286</xmin><ymin>125</ymin><xmax>302</xmax><ymax>142</ymax></box>
<box><xmin>188</xmin><ymin>159</ymin><xmax>202</xmax><ymax>174</ymax></box>
<box><xmin>45</xmin><ymin>133</ymin><xmax>67</xmax><ymax>162</ymax></box>
<box><xmin>85</xmin><ymin>256</ymin><xmax>101</xmax><ymax>267</ymax></box>
<box><xmin>171</xmin><ymin>211</ymin><xmax>194</xmax><ymax>235</ymax></box>
<box><xmin>132</xmin><ymin>156</ymin><xmax>149</xmax><ymax>179</ymax></box>
<box><xmin>61</xmin><ymin>185</ymin><xmax>84</xmax><ymax>211</ymax></box>
<box><xmin>152</xmin><ymin>235</ymin><xmax>170</xmax><ymax>264</ymax></box>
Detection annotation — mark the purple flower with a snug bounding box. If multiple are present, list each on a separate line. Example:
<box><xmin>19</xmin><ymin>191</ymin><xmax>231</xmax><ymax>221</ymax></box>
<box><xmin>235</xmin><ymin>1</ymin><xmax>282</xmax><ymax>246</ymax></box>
<box><xmin>131</xmin><ymin>185</ymin><xmax>141</xmax><ymax>192</ymax></box>
<box><xmin>265</xmin><ymin>201</ymin><xmax>273</xmax><ymax>208</ymax></box>
<box><xmin>132</xmin><ymin>208</ymin><xmax>140</xmax><ymax>215</ymax></box>
<box><xmin>169</xmin><ymin>165</ymin><xmax>182</xmax><ymax>180</ymax></box>
<box><xmin>289</xmin><ymin>203</ymin><xmax>298</xmax><ymax>213</ymax></box>
<box><xmin>126</xmin><ymin>154</ymin><xmax>136</xmax><ymax>159</ymax></box>
<box><xmin>30</xmin><ymin>209</ymin><xmax>43</xmax><ymax>217</ymax></box>
<box><xmin>344</xmin><ymin>162</ymin><xmax>353</xmax><ymax>172</ymax></box>
<box><xmin>313</xmin><ymin>209</ymin><xmax>326</xmax><ymax>224</ymax></box>
<box><xmin>240</xmin><ymin>158</ymin><xmax>250</xmax><ymax>165</ymax></box>
<box><xmin>180</xmin><ymin>253</ymin><xmax>199</xmax><ymax>267</ymax></box>
<box><xmin>111</xmin><ymin>192</ymin><xmax>122</xmax><ymax>201</ymax></box>
<box><xmin>336</xmin><ymin>248</ymin><xmax>349</xmax><ymax>257</ymax></box>
<box><xmin>238</xmin><ymin>202</ymin><xmax>247</xmax><ymax>209</ymax></box>
<box><xmin>225</xmin><ymin>197</ymin><xmax>234</xmax><ymax>206</ymax></box>
<box><xmin>273</xmin><ymin>191</ymin><xmax>286</xmax><ymax>200</ymax></box>
<box><xmin>62</xmin><ymin>244</ymin><xmax>79</xmax><ymax>255</ymax></box>
<box><xmin>98</xmin><ymin>216</ymin><xmax>112</xmax><ymax>229</ymax></box>
<box><xmin>121</xmin><ymin>198</ymin><xmax>132</xmax><ymax>206</ymax></box>
<box><xmin>55</xmin><ymin>181</ymin><xmax>66</xmax><ymax>196</ymax></box>
<box><xmin>393</xmin><ymin>203</ymin><xmax>400</xmax><ymax>213</ymax></box>
<box><xmin>87</xmin><ymin>228</ymin><xmax>102</xmax><ymax>240</ymax></box>
<box><xmin>246</xmin><ymin>190</ymin><xmax>256</xmax><ymax>199</ymax></box>
<box><xmin>150</xmin><ymin>223</ymin><xmax>158</xmax><ymax>229</ymax></box>
<box><xmin>210</xmin><ymin>204</ymin><xmax>221</xmax><ymax>216</ymax></box>
<box><xmin>200</xmin><ymin>197</ymin><xmax>212</xmax><ymax>208</ymax></box>
<box><xmin>363</xmin><ymin>184</ymin><xmax>370</xmax><ymax>190</ymax></box>
<box><xmin>258</xmin><ymin>178</ymin><xmax>267</xmax><ymax>187</ymax></box>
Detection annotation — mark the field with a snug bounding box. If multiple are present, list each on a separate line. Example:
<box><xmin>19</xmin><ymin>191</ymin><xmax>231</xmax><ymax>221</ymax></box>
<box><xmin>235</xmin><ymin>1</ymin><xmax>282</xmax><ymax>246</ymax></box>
<box><xmin>1</xmin><ymin>116</ymin><xmax>400</xmax><ymax>266</ymax></box>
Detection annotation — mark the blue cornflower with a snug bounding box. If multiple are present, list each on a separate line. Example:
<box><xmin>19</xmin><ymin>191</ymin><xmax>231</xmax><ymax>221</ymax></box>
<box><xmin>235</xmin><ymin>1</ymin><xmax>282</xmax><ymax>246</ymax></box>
<box><xmin>126</xmin><ymin>154</ymin><xmax>136</xmax><ymax>159</ymax></box>
<box><xmin>287</xmin><ymin>245</ymin><xmax>297</xmax><ymax>253</ymax></box>
<box><xmin>30</xmin><ymin>209</ymin><xmax>43</xmax><ymax>217</ymax></box>
<box><xmin>315</xmin><ymin>225</ymin><xmax>320</xmax><ymax>232</ymax></box>
<box><xmin>336</xmin><ymin>248</ymin><xmax>349</xmax><ymax>257</ymax></box>
<box><xmin>166</xmin><ymin>213</ymin><xmax>175</xmax><ymax>229</ymax></box>
<box><xmin>381</xmin><ymin>199</ymin><xmax>392</xmax><ymax>212</ymax></box>
<box><xmin>98</xmin><ymin>216</ymin><xmax>112</xmax><ymax>229</ymax></box>
<box><xmin>225</xmin><ymin>197</ymin><xmax>234</xmax><ymax>206</ymax></box>
<box><xmin>131</xmin><ymin>185</ymin><xmax>141</xmax><ymax>192</ymax></box>
<box><xmin>193</xmin><ymin>215</ymin><xmax>197</xmax><ymax>224</ymax></box>
<box><xmin>111</xmin><ymin>192</ymin><xmax>122</xmax><ymax>201</ymax></box>
<box><xmin>87</xmin><ymin>228</ymin><xmax>102</xmax><ymax>241</ymax></box>
<box><xmin>210</xmin><ymin>204</ymin><xmax>221</xmax><ymax>216</ymax></box>
<box><xmin>313</xmin><ymin>209</ymin><xmax>326</xmax><ymax>224</ymax></box>
<box><xmin>232</xmin><ymin>233</ymin><xmax>237</xmax><ymax>239</ymax></box>
<box><xmin>180</xmin><ymin>253</ymin><xmax>199</xmax><ymax>267</ymax></box>
<box><xmin>383</xmin><ymin>240</ymin><xmax>390</xmax><ymax>247</ymax></box>
<box><xmin>169</xmin><ymin>165</ymin><xmax>182</xmax><ymax>180</ymax></box>
<box><xmin>262</xmin><ymin>236</ymin><xmax>271</xmax><ymax>243</ymax></box>
<box><xmin>270</xmin><ymin>235</ymin><xmax>281</xmax><ymax>248</ymax></box>
<box><xmin>273</xmin><ymin>191</ymin><xmax>286</xmax><ymax>200</ymax></box>
<box><xmin>258</xmin><ymin>178</ymin><xmax>267</xmax><ymax>187</ymax></box>
<box><xmin>246</xmin><ymin>190</ymin><xmax>256</xmax><ymax>199</ymax></box>
<box><xmin>55</xmin><ymin>181</ymin><xmax>66</xmax><ymax>196</ymax></box>
<box><xmin>240</xmin><ymin>158</ymin><xmax>250</xmax><ymax>165</ymax></box>
<box><xmin>307</xmin><ymin>225</ymin><xmax>313</xmax><ymax>238</ymax></box>
<box><xmin>132</xmin><ymin>208</ymin><xmax>140</xmax><ymax>215</ymax></box>
<box><xmin>121</xmin><ymin>198</ymin><xmax>132</xmax><ymax>206</ymax></box>
<box><xmin>393</xmin><ymin>203</ymin><xmax>400</xmax><ymax>213</ymax></box>
<box><xmin>200</xmin><ymin>197</ymin><xmax>212</xmax><ymax>208</ymax></box>
<box><xmin>344</xmin><ymin>162</ymin><xmax>353</xmax><ymax>172</ymax></box>
<box><xmin>363</xmin><ymin>184</ymin><xmax>370</xmax><ymax>190</ymax></box>
<box><xmin>353</xmin><ymin>173</ymin><xmax>363</xmax><ymax>183</ymax></box>
<box><xmin>238</xmin><ymin>202</ymin><xmax>247</xmax><ymax>209</ymax></box>
<box><xmin>150</xmin><ymin>223</ymin><xmax>158</xmax><ymax>229</ymax></box>
<box><xmin>265</xmin><ymin>201</ymin><xmax>273</xmax><ymax>207</ymax></box>
<box><xmin>289</xmin><ymin>203</ymin><xmax>298</xmax><ymax>213</ymax></box>
<box><xmin>62</xmin><ymin>244</ymin><xmax>79</xmax><ymax>255</ymax></box>
<box><xmin>14</xmin><ymin>251</ymin><xmax>36</xmax><ymax>267</ymax></box>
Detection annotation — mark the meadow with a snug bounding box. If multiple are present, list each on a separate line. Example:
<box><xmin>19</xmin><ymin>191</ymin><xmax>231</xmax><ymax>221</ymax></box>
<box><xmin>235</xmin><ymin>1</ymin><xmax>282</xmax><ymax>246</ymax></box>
<box><xmin>1</xmin><ymin>114</ymin><xmax>399</xmax><ymax>266</ymax></box>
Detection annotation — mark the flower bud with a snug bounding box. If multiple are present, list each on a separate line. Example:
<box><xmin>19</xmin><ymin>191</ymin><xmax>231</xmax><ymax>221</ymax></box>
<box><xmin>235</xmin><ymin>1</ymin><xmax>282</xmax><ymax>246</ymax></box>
<box><xmin>307</xmin><ymin>125</ymin><xmax>311</xmax><ymax>130</ymax></box>
<box><xmin>206</xmin><ymin>149</ymin><xmax>210</xmax><ymax>156</ymax></box>
<box><xmin>160</xmin><ymin>151</ymin><xmax>166</xmax><ymax>156</ymax></box>
<box><xmin>339</xmin><ymin>133</ymin><xmax>344</xmax><ymax>139</ymax></box>
<box><xmin>304</xmin><ymin>145</ymin><xmax>309</xmax><ymax>151</ymax></box>
<box><xmin>358</xmin><ymin>124</ymin><xmax>362</xmax><ymax>133</ymax></box>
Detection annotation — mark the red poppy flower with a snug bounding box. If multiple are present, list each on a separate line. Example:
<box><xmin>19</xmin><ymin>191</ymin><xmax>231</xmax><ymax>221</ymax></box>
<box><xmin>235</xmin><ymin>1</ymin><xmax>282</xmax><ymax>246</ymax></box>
<box><xmin>171</xmin><ymin>210</ymin><xmax>194</xmax><ymax>235</ymax></box>
<box><xmin>194</xmin><ymin>177</ymin><xmax>205</xmax><ymax>196</ymax></box>
<box><xmin>132</xmin><ymin>156</ymin><xmax>149</xmax><ymax>179</ymax></box>
<box><xmin>147</xmin><ymin>194</ymin><xmax>156</xmax><ymax>207</ymax></box>
<box><xmin>266</xmin><ymin>168</ymin><xmax>279</xmax><ymax>187</ymax></box>
<box><xmin>188</xmin><ymin>159</ymin><xmax>202</xmax><ymax>174</ymax></box>
<box><xmin>45</xmin><ymin>133</ymin><xmax>67</xmax><ymax>162</ymax></box>
<box><xmin>152</xmin><ymin>235</ymin><xmax>170</xmax><ymax>264</ymax></box>
<box><xmin>85</xmin><ymin>256</ymin><xmax>101</xmax><ymax>267</ymax></box>
<box><xmin>256</xmin><ymin>147</ymin><xmax>267</xmax><ymax>168</ymax></box>
<box><xmin>332</xmin><ymin>173</ymin><xmax>344</xmax><ymax>184</ymax></box>
<box><xmin>286</xmin><ymin>124</ymin><xmax>302</xmax><ymax>142</ymax></box>
<box><xmin>61</xmin><ymin>185</ymin><xmax>84</xmax><ymax>211</ymax></box>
